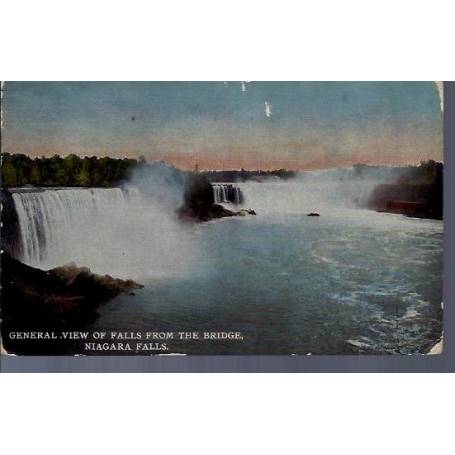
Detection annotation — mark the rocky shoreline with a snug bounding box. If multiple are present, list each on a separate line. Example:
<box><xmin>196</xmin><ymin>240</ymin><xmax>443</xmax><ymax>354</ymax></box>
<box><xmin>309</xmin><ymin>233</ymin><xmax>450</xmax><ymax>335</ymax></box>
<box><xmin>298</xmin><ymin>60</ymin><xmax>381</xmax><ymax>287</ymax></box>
<box><xmin>1</xmin><ymin>252</ymin><xmax>142</xmax><ymax>355</ymax></box>
<box><xmin>367</xmin><ymin>184</ymin><xmax>442</xmax><ymax>221</ymax></box>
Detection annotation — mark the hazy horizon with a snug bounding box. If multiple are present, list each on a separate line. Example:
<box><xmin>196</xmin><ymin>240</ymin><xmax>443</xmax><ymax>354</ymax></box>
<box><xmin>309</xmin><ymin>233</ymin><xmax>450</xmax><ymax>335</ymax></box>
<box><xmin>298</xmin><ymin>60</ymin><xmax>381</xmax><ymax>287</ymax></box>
<box><xmin>2</xmin><ymin>152</ymin><xmax>442</xmax><ymax>174</ymax></box>
<box><xmin>2</xmin><ymin>82</ymin><xmax>443</xmax><ymax>170</ymax></box>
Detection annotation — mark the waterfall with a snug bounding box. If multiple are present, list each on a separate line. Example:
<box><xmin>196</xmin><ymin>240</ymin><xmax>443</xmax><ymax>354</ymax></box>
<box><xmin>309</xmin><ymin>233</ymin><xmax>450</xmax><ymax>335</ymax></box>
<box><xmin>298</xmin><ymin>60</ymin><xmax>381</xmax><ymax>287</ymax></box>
<box><xmin>11</xmin><ymin>188</ymin><xmax>142</xmax><ymax>269</ymax></box>
<box><xmin>212</xmin><ymin>184</ymin><xmax>243</xmax><ymax>205</ymax></box>
<box><xmin>234</xmin><ymin>186</ymin><xmax>241</xmax><ymax>204</ymax></box>
<box><xmin>235</xmin><ymin>168</ymin><xmax>401</xmax><ymax>215</ymax></box>
<box><xmin>9</xmin><ymin>187</ymin><xmax>195</xmax><ymax>279</ymax></box>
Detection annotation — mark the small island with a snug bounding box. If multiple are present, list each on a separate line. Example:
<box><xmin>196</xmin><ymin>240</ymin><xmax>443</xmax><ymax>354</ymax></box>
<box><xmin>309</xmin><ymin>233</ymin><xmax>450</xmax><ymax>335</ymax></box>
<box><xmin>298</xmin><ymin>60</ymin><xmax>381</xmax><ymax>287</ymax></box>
<box><xmin>178</xmin><ymin>174</ymin><xmax>256</xmax><ymax>222</ymax></box>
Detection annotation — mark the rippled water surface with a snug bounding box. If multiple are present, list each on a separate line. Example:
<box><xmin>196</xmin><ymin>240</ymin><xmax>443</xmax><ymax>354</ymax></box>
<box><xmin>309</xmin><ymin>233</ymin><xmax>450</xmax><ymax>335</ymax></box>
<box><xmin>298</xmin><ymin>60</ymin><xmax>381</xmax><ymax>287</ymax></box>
<box><xmin>92</xmin><ymin>182</ymin><xmax>443</xmax><ymax>354</ymax></box>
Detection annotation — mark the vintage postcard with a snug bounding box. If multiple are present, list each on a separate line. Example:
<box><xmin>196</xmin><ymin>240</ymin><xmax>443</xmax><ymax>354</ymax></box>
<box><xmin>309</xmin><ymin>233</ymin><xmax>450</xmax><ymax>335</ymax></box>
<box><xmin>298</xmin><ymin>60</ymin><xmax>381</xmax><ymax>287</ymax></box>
<box><xmin>0</xmin><ymin>81</ymin><xmax>443</xmax><ymax>356</ymax></box>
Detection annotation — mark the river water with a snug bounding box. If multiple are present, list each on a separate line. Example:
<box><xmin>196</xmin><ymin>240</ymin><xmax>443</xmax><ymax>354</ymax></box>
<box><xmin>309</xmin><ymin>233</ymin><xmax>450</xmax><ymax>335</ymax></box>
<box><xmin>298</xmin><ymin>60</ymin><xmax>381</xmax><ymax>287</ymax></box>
<box><xmin>89</xmin><ymin>181</ymin><xmax>443</xmax><ymax>355</ymax></box>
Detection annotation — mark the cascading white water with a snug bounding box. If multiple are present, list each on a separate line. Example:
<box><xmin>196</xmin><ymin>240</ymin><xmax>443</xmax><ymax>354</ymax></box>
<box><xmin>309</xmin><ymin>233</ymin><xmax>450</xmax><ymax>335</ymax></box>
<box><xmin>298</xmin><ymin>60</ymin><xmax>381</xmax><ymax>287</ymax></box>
<box><xmin>212</xmin><ymin>184</ymin><xmax>242</xmax><ymax>204</ymax></box>
<box><xmin>12</xmin><ymin>188</ymin><xmax>140</xmax><ymax>268</ymax></box>
<box><xmin>11</xmin><ymin>187</ymin><xmax>195</xmax><ymax>280</ymax></box>
<box><xmin>236</xmin><ymin>168</ymin><xmax>400</xmax><ymax>215</ymax></box>
<box><xmin>213</xmin><ymin>184</ymin><xmax>225</xmax><ymax>204</ymax></box>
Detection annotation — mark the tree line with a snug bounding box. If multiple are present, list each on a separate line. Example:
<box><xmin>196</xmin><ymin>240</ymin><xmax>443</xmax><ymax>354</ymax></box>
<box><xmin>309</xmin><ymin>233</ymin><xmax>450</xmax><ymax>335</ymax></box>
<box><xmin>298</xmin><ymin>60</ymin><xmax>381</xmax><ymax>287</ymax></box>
<box><xmin>353</xmin><ymin>160</ymin><xmax>443</xmax><ymax>186</ymax></box>
<box><xmin>1</xmin><ymin>153</ymin><xmax>300</xmax><ymax>188</ymax></box>
<box><xmin>1</xmin><ymin>153</ymin><xmax>144</xmax><ymax>187</ymax></box>
<box><xmin>202</xmin><ymin>168</ymin><xmax>296</xmax><ymax>182</ymax></box>
<box><xmin>1</xmin><ymin>153</ymin><xmax>443</xmax><ymax>188</ymax></box>
<box><xmin>404</xmin><ymin>159</ymin><xmax>443</xmax><ymax>185</ymax></box>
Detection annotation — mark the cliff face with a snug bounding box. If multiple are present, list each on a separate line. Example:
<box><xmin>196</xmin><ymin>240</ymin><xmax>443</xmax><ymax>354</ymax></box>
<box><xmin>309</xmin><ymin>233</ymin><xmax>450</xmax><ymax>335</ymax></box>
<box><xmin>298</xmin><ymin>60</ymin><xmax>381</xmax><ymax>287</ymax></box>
<box><xmin>1</xmin><ymin>253</ymin><xmax>142</xmax><ymax>354</ymax></box>
<box><xmin>367</xmin><ymin>183</ymin><xmax>442</xmax><ymax>220</ymax></box>
<box><xmin>1</xmin><ymin>188</ymin><xmax>22</xmax><ymax>257</ymax></box>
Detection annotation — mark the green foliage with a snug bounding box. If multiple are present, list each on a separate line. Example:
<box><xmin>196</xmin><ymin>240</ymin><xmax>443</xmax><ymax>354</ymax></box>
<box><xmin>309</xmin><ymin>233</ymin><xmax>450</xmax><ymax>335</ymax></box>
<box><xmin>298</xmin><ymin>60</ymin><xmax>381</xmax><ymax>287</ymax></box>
<box><xmin>1</xmin><ymin>153</ymin><xmax>141</xmax><ymax>188</ymax></box>
<box><xmin>1</xmin><ymin>153</ymin><xmax>443</xmax><ymax>189</ymax></box>
<box><xmin>402</xmin><ymin>160</ymin><xmax>443</xmax><ymax>185</ymax></box>
<box><xmin>29</xmin><ymin>163</ymin><xmax>42</xmax><ymax>185</ymax></box>
<box><xmin>2</xmin><ymin>159</ymin><xmax>18</xmax><ymax>186</ymax></box>
<box><xmin>77</xmin><ymin>159</ymin><xmax>92</xmax><ymax>186</ymax></box>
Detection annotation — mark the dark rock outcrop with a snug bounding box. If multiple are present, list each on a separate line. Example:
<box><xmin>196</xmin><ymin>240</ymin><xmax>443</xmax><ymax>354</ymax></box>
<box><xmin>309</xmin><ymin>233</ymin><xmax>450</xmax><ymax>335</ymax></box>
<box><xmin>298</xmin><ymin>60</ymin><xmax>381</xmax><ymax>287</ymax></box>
<box><xmin>178</xmin><ymin>175</ymin><xmax>255</xmax><ymax>222</ymax></box>
<box><xmin>0</xmin><ymin>252</ymin><xmax>142</xmax><ymax>354</ymax></box>
<box><xmin>367</xmin><ymin>183</ymin><xmax>442</xmax><ymax>220</ymax></box>
<box><xmin>1</xmin><ymin>188</ymin><xmax>22</xmax><ymax>257</ymax></box>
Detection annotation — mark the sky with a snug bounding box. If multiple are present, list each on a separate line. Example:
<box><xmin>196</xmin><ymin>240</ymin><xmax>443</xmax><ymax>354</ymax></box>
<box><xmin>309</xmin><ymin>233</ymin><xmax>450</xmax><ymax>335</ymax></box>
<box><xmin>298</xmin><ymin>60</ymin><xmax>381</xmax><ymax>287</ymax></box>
<box><xmin>2</xmin><ymin>81</ymin><xmax>443</xmax><ymax>170</ymax></box>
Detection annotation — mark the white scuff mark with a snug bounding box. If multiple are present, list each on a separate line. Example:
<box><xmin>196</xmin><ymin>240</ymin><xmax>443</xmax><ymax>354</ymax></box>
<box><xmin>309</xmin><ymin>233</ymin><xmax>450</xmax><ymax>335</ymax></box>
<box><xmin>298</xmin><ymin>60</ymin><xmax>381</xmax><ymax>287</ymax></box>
<box><xmin>0</xmin><ymin>81</ymin><xmax>4</xmax><ymax>130</ymax></box>
<box><xmin>0</xmin><ymin>336</ymin><xmax>16</xmax><ymax>356</ymax></box>
<box><xmin>434</xmin><ymin>81</ymin><xmax>443</xmax><ymax>112</ymax></box>
<box><xmin>0</xmin><ymin>343</ymin><xmax>8</xmax><ymax>356</ymax></box>
<box><xmin>240</xmin><ymin>81</ymin><xmax>251</xmax><ymax>93</ymax></box>
<box><xmin>264</xmin><ymin>101</ymin><xmax>272</xmax><ymax>117</ymax></box>
<box><xmin>427</xmin><ymin>337</ymin><xmax>443</xmax><ymax>355</ymax></box>
<box><xmin>158</xmin><ymin>353</ymin><xmax>187</xmax><ymax>356</ymax></box>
